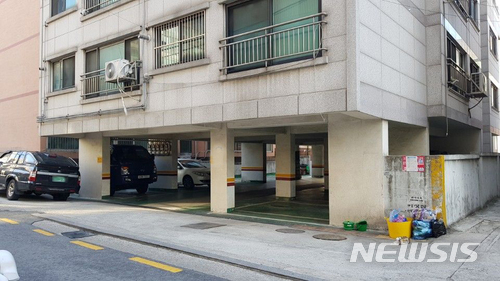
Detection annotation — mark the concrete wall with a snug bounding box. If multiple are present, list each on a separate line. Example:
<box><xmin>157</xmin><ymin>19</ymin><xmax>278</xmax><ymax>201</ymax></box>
<box><xmin>384</xmin><ymin>154</ymin><xmax>500</xmax><ymax>227</ymax></box>
<box><xmin>0</xmin><ymin>0</ymin><xmax>44</xmax><ymax>152</ymax></box>
<box><xmin>445</xmin><ymin>154</ymin><xmax>500</xmax><ymax>225</ymax></box>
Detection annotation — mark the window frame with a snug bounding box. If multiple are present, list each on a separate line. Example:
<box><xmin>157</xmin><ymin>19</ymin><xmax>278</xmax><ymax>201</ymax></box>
<box><xmin>152</xmin><ymin>10</ymin><xmax>206</xmax><ymax>70</ymax></box>
<box><xmin>490</xmin><ymin>27</ymin><xmax>498</xmax><ymax>59</ymax></box>
<box><xmin>51</xmin><ymin>0</ymin><xmax>77</xmax><ymax>17</ymax></box>
<box><xmin>224</xmin><ymin>0</ymin><xmax>323</xmax><ymax>73</ymax></box>
<box><xmin>492</xmin><ymin>83</ymin><xmax>499</xmax><ymax>111</ymax></box>
<box><xmin>52</xmin><ymin>55</ymin><xmax>76</xmax><ymax>92</ymax></box>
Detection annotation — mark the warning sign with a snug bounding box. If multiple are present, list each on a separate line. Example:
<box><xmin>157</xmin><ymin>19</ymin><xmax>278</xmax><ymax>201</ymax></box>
<box><xmin>402</xmin><ymin>156</ymin><xmax>425</xmax><ymax>172</ymax></box>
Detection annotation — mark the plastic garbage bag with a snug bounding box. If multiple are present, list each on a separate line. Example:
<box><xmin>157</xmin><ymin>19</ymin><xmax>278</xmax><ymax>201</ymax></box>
<box><xmin>412</xmin><ymin>220</ymin><xmax>432</xmax><ymax>240</ymax></box>
<box><xmin>431</xmin><ymin>220</ymin><xmax>447</xmax><ymax>238</ymax></box>
<box><xmin>389</xmin><ymin>209</ymin><xmax>407</xmax><ymax>222</ymax></box>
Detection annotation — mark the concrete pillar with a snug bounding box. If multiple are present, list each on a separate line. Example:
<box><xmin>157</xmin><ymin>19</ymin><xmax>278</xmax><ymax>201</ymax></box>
<box><xmin>323</xmin><ymin>139</ymin><xmax>329</xmax><ymax>190</ymax></box>
<box><xmin>79</xmin><ymin>134</ymin><xmax>110</xmax><ymax>199</ymax></box>
<box><xmin>311</xmin><ymin>145</ymin><xmax>324</xmax><ymax>177</ymax></box>
<box><xmin>150</xmin><ymin>140</ymin><xmax>178</xmax><ymax>190</ymax></box>
<box><xmin>389</xmin><ymin>126</ymin><xmax>429</xmax><ymax>155</ymax></box>
<box><xmin>241</xmin><ymin>143</ymin><xmax>266</xmax><ymax>182</ymax></box>
<box><xmin>276</xmin><ymin>129</ymin><xmax>296</xmax><ymax>198</ymax></box>
<box><xmin>210</xmin><ymin>124</ymin><xmax>235</xmax><ymax>213</ymax></box>
<box><xmin>328</xmin><ymin>116</ymin><xmax>389</xmax><ymax>227</ymax></box>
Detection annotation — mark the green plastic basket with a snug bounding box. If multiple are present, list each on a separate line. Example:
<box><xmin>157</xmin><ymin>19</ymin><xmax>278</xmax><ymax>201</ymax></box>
<box><xmin>343</xmin><ymin>221</ymin><xmax>355</xmax><ymax>231</ymax></box>
<box><xmin>356</xmin><ymin>221</ymin><xmax>368</xmax><ymax>232</ymax></box>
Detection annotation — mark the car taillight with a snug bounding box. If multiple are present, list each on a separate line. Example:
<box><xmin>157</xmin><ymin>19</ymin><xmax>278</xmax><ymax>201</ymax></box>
<box><xmin>121</xmin><ymin>166</ymin><xmax>130</xmax><ymax>175</ymax></box>
<box><xmin>29</xmin><ymin>170</ymin><xmax>37</xmax><ymax>182</ymax></box>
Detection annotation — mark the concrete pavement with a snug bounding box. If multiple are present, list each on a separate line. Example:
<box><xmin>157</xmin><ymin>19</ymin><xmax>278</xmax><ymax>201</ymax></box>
<box><xmin>1</xmin><ymin>194</ymin><xmax>499</xmax><ymax>280</ymax></box>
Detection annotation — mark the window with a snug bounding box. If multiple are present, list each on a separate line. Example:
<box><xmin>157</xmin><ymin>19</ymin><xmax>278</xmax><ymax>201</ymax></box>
<box><xmin>83</xmin><ymin>37</ymin><xmax>140</xmax><ymax>98</ymax></box>
<box><xmin>52</xmin><ymin>56</ymin><xmax>75</xmax><ymax>91</ymax></box>
<box><xmin>0</xmin><ymin>153</ymin><xmax>11</xmax><ymax>163</ymax></box>
<box><xmin>490</xmin><ymin>28</ymin><xmax>498</xmax><ymax>58</ymax></box>
<box><xmin>234</xmin><ymin>143</ymin><xmax>241</xmax><ymax>151</ymax></box>
<box><xmin>48</xmin><ymin>137</ymin><xmax>79</xmax><ymax>150</ymax></box>
<box><xmin>180</xmin><ymin>140</ymin><xmax>192</xmax><ymax>154</ymax></box>
<box><xmin>447</xmin><ymin>36</ymin><xmax>468</xmax><ymax>96</ymax></box>
<box><xmin>7</xmin><ymin>152</ymin><xmax>19</xmax><ymax>164</ymax></box>
<box><xmin>52</xmin><ymin>0</ymin><xmax>76</xmax><ymax>16</ymax></box>
<box><xmin>493</xmin><ymin>135</ymin><xmax>500</xmax><ymax>153</ymax></box>
<box><xmin>84</xmin><ymin>0</ymin><xmax>120</xmax><ymax>15</ymax></box>
<box><xmin>223</xmin><ymin>0</ymin><xmax>322</xmax><ymax>73</ymax></box>
<box><xmin>24</xmin><ymin>153</ymin><xmax>36</xmax><ymax>165</ymax></box>
<box><xmin>469</xmin><ymin>0</ymin><xmax>478</xmax><ymax>24</ymax></box>
<box><xmin>492</xmin><ymin>83</ymin><xmax>499</xmax><ymax>111</ymax></box>
<box><xmin>153</xmin><ymin>11</ymin><xmax>206</xmax><ymax>69</ymax></box>
<box><xmin>17</xmin><ymin>152</ymin><xmax>26</xmax><ymax>164</ymax></box>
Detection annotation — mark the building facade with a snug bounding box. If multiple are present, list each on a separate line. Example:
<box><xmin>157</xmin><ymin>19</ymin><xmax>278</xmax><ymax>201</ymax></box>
<box><xmin>0</xmin><ymin>0</ymin><xmax>44</xmax><ymax>152</ymax></box>
<box><xmin>38</xmin><ymin>0</ymin><xmax>500</xmax><ymax>227</ymax></box>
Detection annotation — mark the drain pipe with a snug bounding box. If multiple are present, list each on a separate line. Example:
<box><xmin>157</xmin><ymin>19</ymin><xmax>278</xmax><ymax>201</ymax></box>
<box><xmin>443</xmin><ymin>0</ymin><xmax>449</xmax><ymax>137</ymax></box>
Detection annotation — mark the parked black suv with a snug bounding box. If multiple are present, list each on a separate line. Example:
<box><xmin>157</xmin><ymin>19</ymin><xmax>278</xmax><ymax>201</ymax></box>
<box><xmin>110</xmin><ymin>145</ymin><xmax>157</xmax><ymax>196</ymax></box>
<box><xmin>0</xmin><ymin>151</ymin><xmax>80</xmax><ymax>201</ymax></box>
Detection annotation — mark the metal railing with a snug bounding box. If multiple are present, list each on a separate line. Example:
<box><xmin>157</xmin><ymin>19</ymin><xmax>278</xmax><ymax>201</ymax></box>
<box><xmin>81</xmin><ymin>63</ymin><xmax>140</xmax><ymax>99</ymax></box>
<box><xmin>447</xmin><ymin>59</ymin><xmax>469</xmax><ymax>97</ymax></box>
<box><xmin>84</xmin><ymin>0</ymin><xmax>120</xmax><ymax>15</ymax></box>
<box><xmin>153</xmin><ymin>11</ymin><xmax>205</xmax><ymax>69</ymax></box>
<box><xmin>219</xmin><ymin>13</ymin><xmax>327</xmax><ymax>73</ymax></box>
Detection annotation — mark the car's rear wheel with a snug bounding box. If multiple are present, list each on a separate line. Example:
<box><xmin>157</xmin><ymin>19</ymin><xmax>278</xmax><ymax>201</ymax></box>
<box><xmin>6</xmin><ymin>180</ymin><xmax>19</xmax><ymax>201</ymax></box>
<box><xmin>183</xmin><ymin>176</ymin><xmax>195</xmax><ymax>189</ymax></box>
<box><xmin>136</xmin><ymin>184</ymin><xmax>148</xmax><ymax>195</ymax></box>
<box><xmin>52</xmin><ymin>193</ymin><xmax>70</xmax><ymax>201</ymax></box>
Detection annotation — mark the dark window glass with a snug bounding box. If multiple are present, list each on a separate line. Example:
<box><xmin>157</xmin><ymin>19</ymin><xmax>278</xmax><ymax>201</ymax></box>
<box><xmin>180</xmin><ymin>160</ymin><xmax>207</xmax><ymax>168</ymax></box>
<box><xmin>33</xmin><ymin>153</ymin><xmax>78</xmax><ymax>167</ymax></box>
<box><xmin>180</xmin><ymin>141</ymin><xmax>192</xmax><ymax>154</ymax></box>
<box><xmin>114</xmin><ymin>146</ymin><xmax>152</xmax><ymax>161</ymax></box>
<box><xmin>17</xmin><ymin>152</ymin><xmax>26</xmax><ymax>164</ymax></box>
<box><xmin>62</xmin><ymin>57</ymin><xmax>75</xmax><ymax>89</ymax></box>
<box><xmin>25</xmin><ymin>153</ymin><xmax>36</xmax><ymax>165</ymax></box>
<box><xmin>51</xmin><ymin>0</ymin><xmax>76</xmax><ymax>17</ymax></box>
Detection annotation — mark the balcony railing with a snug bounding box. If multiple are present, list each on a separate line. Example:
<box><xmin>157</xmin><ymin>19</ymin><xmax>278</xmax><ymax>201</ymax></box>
<box><xmin>81</xmin><ymin>63</ymin><xmax>140</xmax><ymax>99</ymax></box>
<box><xmin>447</xmin><ymin>59</ymin><xmax>469</xmax><ymax>97</ymax></box>
<box><xmin>83</xmin><ymin>0</ymin><xmax>120</xmax><ymax>15</ymax></box>
<box><xmin>219</xmin><ymin>13</ymin><xmax>327</xmax><ymax>73</ymax></box>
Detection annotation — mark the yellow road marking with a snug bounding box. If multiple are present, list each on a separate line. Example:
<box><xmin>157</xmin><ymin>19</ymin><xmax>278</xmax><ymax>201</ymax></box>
<box><xmin>0</xmin><ymin>218</ymin><xmax>19</xmax><ymax>224</ymax></box>
<box><xmin>129</xmin><ymin>257</ymin><xmax>183</xmax><ymax>273</ymax></box>
<box><xmin>70</xmin><ymin>241</ymin><xmax>104</xmax><ymax>250</ymax></box>
<box><xmin>33</xmin><ymin>229</ymin><xmax>55</xmax><ymax>236</ymax></box>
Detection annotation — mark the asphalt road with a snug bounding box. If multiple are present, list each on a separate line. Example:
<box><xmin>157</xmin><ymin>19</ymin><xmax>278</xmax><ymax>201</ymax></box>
<box><xmin>0</xmin><ymin>209</ymin><xmax>283</xmax><ymax>281</ymax></box>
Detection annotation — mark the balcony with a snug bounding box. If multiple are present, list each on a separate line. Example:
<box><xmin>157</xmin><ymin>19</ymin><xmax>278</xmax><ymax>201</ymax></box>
<box><xmin>83</xmin><ymin>0</ymin><xmax>120</xmax><ymax>15</ymax></box>
<box><xmin>219</xmin><ymin>13</ymin><xmax>327</xmax><ymax>74</ymax></box>
<box><xmin>81</xmin><ymin>63</ymin><xmax>140</xmax><ymax>99</ymax></box>
<box><xmin>447</xmin><ymin>59</ymin><xmax>469</xmax><ymax>97</ymax></box>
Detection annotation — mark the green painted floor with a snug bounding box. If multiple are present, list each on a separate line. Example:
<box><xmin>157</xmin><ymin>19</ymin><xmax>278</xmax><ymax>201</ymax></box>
<box><xmin>103</xmin><ymin>177</ymin><xmax>329</xmax><ymax>224</ymax></box>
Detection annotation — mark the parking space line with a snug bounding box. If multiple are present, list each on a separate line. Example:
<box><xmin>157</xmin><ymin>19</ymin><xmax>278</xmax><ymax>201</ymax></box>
<box><xmin>0</xmin><ymin>218</ymin><xmax>19</xmax><ymax>224</ymax></box>
<box><xmin>129</xmin><ymin>257</ymin><xmax>183</xmax><ymax>273</ymax></box>
<box><xmin>33</xmin><ymin>229</ymin><xmax>55</xmax><ymax>236</ymax></box>
<box><xmin>70</xmin><ymin>241</ymin><xmax>104</xmax><ymax>250</ymax></box>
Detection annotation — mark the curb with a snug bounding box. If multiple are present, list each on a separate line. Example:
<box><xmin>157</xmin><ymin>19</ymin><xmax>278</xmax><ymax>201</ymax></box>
<box><xmin>33</xmin><ymin>213</ymin><xmax>326</xmax><ymax>281</ymax></box>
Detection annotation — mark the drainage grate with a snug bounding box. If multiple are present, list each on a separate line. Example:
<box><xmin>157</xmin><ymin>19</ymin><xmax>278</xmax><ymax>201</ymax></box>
<box><xmin>181</xmin><ymin>222</ymin><xmax>226</xmax><ymax>230</ymax></box>
<box><xmin>276</xmin><ymin>228</ymin><xmax>305</xmax><ymax>234</ymax></box>
<box><xmin>61</xmin><ymin>231</ymin><xmax>95</xmax><ymax>239</ymax></box>
<box><xmin>312</xmin><ymin>234</ymin><xmax>347</xmax><ymax>241</ymax></box>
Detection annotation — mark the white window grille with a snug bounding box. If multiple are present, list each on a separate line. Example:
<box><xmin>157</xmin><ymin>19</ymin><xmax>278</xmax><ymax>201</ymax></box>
<box><xmin>153</xmin><ymin>11</ymin><xmax>206</xmax><ymax>69</ymax></box>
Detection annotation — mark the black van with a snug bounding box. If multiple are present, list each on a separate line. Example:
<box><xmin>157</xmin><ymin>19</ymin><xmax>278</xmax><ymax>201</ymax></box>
<box><xmin>0</xmin><ymin>151</ymin><xmax>80</xmax><ymax>201</ymax></box>
<box><xmin>110</xmin><ymin>145</ymin><xmax>157</xmax><ymax>196</ymax></box>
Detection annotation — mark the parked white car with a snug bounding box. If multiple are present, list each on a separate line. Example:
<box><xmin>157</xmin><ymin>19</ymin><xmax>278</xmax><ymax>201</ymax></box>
<box><xmin>177</xmin><ymin>159</ymin><xmax>210</xmax><ymax>189</ymax></box>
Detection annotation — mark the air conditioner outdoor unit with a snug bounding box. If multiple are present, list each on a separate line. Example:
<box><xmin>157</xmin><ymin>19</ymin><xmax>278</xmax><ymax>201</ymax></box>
<box><xmin>105</xmin><ymin>59</ymin><xmax>130</xmax><ymax>83</ymax></box>
<box><xmin>469</xmin><ymin>72</ymin><xmax>488</xmax><ymax>98</ymax></box>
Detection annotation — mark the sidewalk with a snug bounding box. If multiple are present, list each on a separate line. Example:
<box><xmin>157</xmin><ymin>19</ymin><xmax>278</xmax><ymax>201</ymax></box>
<box><xmin>34</xmin><ymin>198</ymin><xmax>500</xmax><ymax>280</ymax></box>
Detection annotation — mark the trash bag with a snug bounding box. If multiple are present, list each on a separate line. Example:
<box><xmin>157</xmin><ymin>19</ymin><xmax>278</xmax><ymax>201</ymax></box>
<box><xmin>412</xmin><ymin>220</ymin><xmax>432</xmax><ymax>240</ymax></box>
<box><xmin>431</xmin><ymin>220</ymin><xmax>447</xmax><ymax>238</ymax></box>
<box><xmin>389</xmin><ymin>209</ymin><xmax>407</xmax><ymax>222</ymax></box>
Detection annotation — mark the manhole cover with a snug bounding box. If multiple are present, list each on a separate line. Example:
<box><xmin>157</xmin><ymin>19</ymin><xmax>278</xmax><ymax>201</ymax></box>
<box><xmin>61</xmin><ymin>231</ymin><xmax>94</xmax><ymax>239</ymax></box>
<box><xmin>181</xmin><ymin>222</ymin><xmax>225</xmax><ymax>230</ymax></box>
<box><xmin>313</xmin><ymin>234</ymin><xmax>347</xmax><ymax>241</ymax></box>
<box><xmin>276</xmin><ymin>228</ymin><xmax>305</xmax><ymax>234</ymax></box>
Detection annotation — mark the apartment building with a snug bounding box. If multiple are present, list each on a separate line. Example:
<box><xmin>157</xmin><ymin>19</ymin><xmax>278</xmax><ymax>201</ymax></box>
<box><xmin>38</xmin><ymin>0</ymin><xmax>499</xmax><ymax>227</ymax></box>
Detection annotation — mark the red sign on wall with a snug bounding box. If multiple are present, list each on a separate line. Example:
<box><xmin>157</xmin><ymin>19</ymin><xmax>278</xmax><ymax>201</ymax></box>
<box><xmin>402</xmin><ymin>156</ymin><xmax>425</xmax><ymax>172</ymax></box>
